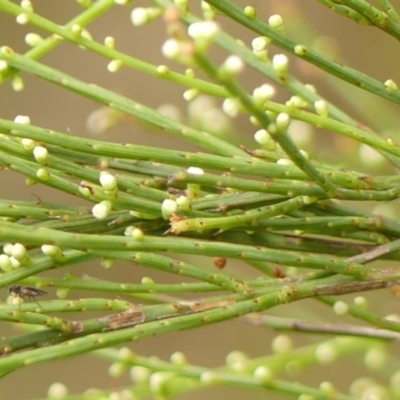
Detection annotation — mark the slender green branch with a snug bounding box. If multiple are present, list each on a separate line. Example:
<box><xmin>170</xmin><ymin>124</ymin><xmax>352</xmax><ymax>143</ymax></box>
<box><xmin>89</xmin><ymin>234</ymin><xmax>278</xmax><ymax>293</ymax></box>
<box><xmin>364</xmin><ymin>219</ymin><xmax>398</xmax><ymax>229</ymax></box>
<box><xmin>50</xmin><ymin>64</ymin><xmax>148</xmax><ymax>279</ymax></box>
<box><xmin>0</xmin><ymin>220</ymin><xmax>368</xmax><ymax>277</ymax></box>
<box><xmin>246</xmin><ymin>314</ymin><xmax>400</xmax><ymax>340</ymax></box>
<box><xmin>194</xmin><ymin>53</ymin><xmax>339</xmax><ymax>198</ymax></box>
<box><xmin>0</xmin><ymin>49</ymin><xmax>243</xmax><ymax>157</ymax></box>
<box><xmin>0</xmin><ymin>0</ymin><xmax>229</xmax><ymax>98</ymax></box>
<box><xmin>205</xmin><ymin>0</ymin><xmax>400</xmax><ymax>106</ymax></box>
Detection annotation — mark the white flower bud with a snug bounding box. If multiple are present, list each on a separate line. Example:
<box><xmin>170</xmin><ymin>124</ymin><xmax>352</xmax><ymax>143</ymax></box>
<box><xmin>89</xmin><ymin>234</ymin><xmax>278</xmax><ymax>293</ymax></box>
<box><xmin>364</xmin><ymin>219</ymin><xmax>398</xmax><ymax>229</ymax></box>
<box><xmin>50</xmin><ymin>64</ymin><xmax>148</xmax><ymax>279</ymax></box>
<box><xmin>101</xmin><ymin>257</ymin><xmax>114</xmax><ymax>268</ymax></box>
<box><xmin>141</xmin><ymin>276</ymin><xmax>154</xmax><ymax>284</ymax></box>
<box><xmin>185</xmin><ymin>68</ymin><xmax>195</xmax><ymax>78</ymax></box>
<box><xmin>251</xmin><ymin>37</ymin><xmax>270</xmax><ymax>52</ymax></box>
<box><xmin>130</xmin><ymin>7</ymin><xmax>161</xmax><ymax>26</ymax></box>
<box><xmin>0</xmin><ymin>254</ymin><xmax>13</xmax><ymax>271</ymax></box>
<box><xmin>71</xmin><ymin>24</ymin><xmax>83</xmax><ymax>37</ymax></box>
<box><xmin>109</xmin><ymin>362</ymin><xmax>126</xmax><ymax>378</ymax></box>
<box><xmin>107</xmin><ymin>59</ymin><xmax>123</xmax><ymax>72</ymax></box>
<box><xmin>199</xmin><ymin>371</ymin><xmax>220</xmax><ymax>384</ymax></box>
<box><xmin>222</xmin><ymin>97</ymin><xmax>241</xmax><ymax>117</ymax></box>
<box><xmin>221</xmin><ymin>55</ymin><xmax>245</xmax><ymax>75</ymax></box>
<box><xmin>21</xmin><ymin>0</ymin><xmax>33</xmax><ymax>10</ymax></box>
<box><xmin>244</xmin><ymin>6</ymin><xmax>256</xmax><ymax>18</ymax></box>
<box><xmin>25</xmin><ymin>33</ymin><xmax>43</xmax><ymax>47</ymax></box>
<box><xmin>269</xmin><ymin>14</ymin><xmax>284</xmax><ymax>31</ymax></box>
<box><xmin>277</xmin><ymin>158</ymin><xmax>294</xmax><ymax>166</ymax></box>
<box><xmin>225</xmin><ymin>350</ymin><xmax>248</xmax><ymax>366</ymax></box>
<box><xmin>384</xmin><ymin>314</ymin><xmax>400</xmax><ymax>323</ymax></box>
<box><xmin>333</xmin><ymin>300</ymin><xmax>348</xmax><ymax>316</ymax></box>
<box><xmin>176</xmin><ymin>195</ymin><xmax>191</xmax><ymax>211</ymax></box>
<box><xmin>11</xmin><ymin>75</ymin><xmax>24</xmax><ymax>91</ymax></box>
<box><xmin>0</xmin><ymin>60</ymin><xmax>8</xmax><ymax>71</ymax></box>
<box><xmin>157</xmin><ymin>65</ymin><xmax>169</xmax><ymax>75</ymax></box>
<box><xmin>33</xmin><ymin>146</ymin><xmax>48</xmax><ymax>165</ymax></box>
<box><xmin>364</xmin><ymin>348</ymin><xmax>386</xmax><ymax>370</ymax></box>
<box><xmin>16</xmin><ymin>13</ymin><xmax>30</xmax><ymax>25</ymax></box>
<box><xmin>130</xmin><ymin>366</ymin><xmax>151</xmax><ymax>383</ymax></box>
<box><xmin>254</xmin><ymin>129</ymin><xmax>275</xmax><ymax>150</ymax></box>
<box><xmin>253</xmin><ymin>366</ymin><xmax>272</xmax><ymax>382</ymax></box>
<box><xmin>305</xmin><ymin>83</ymin><xmax>317</xmax><ymax>93</ymax></box>
<box><xmin>11</xmin><ymin>243</ymin><xmax>27</xmax><ymax>261</ymax></box>
<box><xmin>10</xmin><ymin>256</ymin><xmax>21</xmax><ymax>269</ymax></box>
<box><xmin>131</xmin><ymin>228</ymin><xmax>144</xmax><ymax>240</ymax></box>
<box><xmin>183</xmin><ymin>88</ymin><xmax>198</xmax><ymax>101</ymax></box>
<box><xmin>14</xmin><ymin>115</ymin><xmax>31</xmax><ymax>125</ymax></box>
<box><xmin>188</xmin><ymin>21</ymin><xmax>219</xmax><ymax>42</ymax></box>
<box><xmin>99</xmin><ymin>172</ymin><xmax>117</xmax><ymax>190</ymax></box>
<box><xmin>41</xmin><ymin>244</ymin><xmax>62</xmax><ymax>258</ymax></box>
<box><xmin>272</xmin><ymin>54</ymin><xmax>288</xmax><ymax>74</ymax></box>
<box><xmin>47</xmin><ymin>382</ymin><xmax>69</xmax><ymax>398</ymax></box>
<box><xmin>301</xmin><ymin>196</ymin><xmax>317</xmax><ymax>205</ymax></box>
<box><xmin>36</xmin><ymin>167</ymin><xmax>50</xmax><ymax>180</ymax></box>
<box><xmin>130</xmin><ymin>8</ymin><xmax>148</xmax><ymax>26</ymax></box>
<box><xmin>187</xmin><ymin>167</ymin><xmax>204</xmax><ymax>175</ymax></box>
<box><xmin>276</xmin><ymin>112</ymin><xmax>290</xmax><ymax>131</ymax></box>
<box><xmin>0</xmin><ymin>46</ymin><xmax>14</xmax><ymax>57</ymax></box>
<box><xmin>315</xmin><ymin>343</ymin><xmax>336</xmax><ymax>364</ymax></box>
<box><xmin>3</xmin><ymin>243</ymin><xmax>13</xmax><ymax>256</ymax></box>
<box><xmin>161</xmin><ymin>39</ymin><xmax>180</xmax><ymax>59</ymax></box>
<box><xmin>271</xmin><ymin>334</ymin><xmax>292</xmax><ymax>353</ymax></box>
<box><xmin>21</xmin><ymin>138</ymin><xmax>35</xmax><ymax>151</ymax></box>
<box><xmin>319</xmin><ymin>381</ymin><xmax>335</xmax><ymax>394</ymax></box>
<box><xmin>104</xmin><ymin>36</ymin><xmax>115</xmax><ymax>48</ymax></box>
<box><xmin>161</xmin><ymin>199</ymin><xmax>178</xmax><ymax>219</ymax></box>
<box><xmin>286</xmin><ymin>95</ymin><xmax>308</xmax><ymax>108</ymax></box>
<box><xmin>294</xmin><ymin>44</ymin><xmax>307</xmax><ymax>56</ymax></box>
<box><xmin>314</xmin><ymin>100</ymin><xmax>328</xmax><ymax>117</ymax></box>
<box><xmin>170</xmin><ymin>351</ymin><xmax>188</xmax><ymax>366</ymax></box>
<box><xmin>149</xmin><ymin>372</ymin><xmax>175</xmax><ymax>393</ymax></box>
<box><xmin>253</xmin><ymin>84</ymin><xmax>276</xmax><ymax>104</ymax></box>
<box><xmin>353</xmin><ymin>296</ymin><xmax>368</xmax><ymax>308</ymax></box>
<box><xmin>92</xmin><ymin>201</ymin><xmax>112</xmax><ymax>219</ymax></box>
<box><xmin>384</xmin><ymin>79</ymin><xmax>398</xmax><ymax>91</ymax></box>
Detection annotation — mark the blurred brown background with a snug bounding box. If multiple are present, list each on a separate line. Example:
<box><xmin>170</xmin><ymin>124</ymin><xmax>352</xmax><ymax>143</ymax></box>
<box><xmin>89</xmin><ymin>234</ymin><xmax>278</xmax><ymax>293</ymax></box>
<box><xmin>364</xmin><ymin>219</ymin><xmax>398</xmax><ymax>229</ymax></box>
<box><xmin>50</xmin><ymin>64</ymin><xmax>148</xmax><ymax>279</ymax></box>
<box><xmin>1</xmin><ymin>0</ymin><xmax>400</xmax><ymax>399</ymax></box>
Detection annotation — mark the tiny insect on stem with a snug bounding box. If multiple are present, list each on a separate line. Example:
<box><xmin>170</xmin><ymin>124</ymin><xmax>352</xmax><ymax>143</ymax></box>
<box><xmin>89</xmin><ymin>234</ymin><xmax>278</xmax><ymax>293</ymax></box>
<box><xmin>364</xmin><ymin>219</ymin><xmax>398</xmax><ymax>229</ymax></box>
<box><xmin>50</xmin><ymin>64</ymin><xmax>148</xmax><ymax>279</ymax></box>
<box><xmin>8</xmin><ymin>285</ymin><xmax>47</xmax><ymax>308</ymax></box>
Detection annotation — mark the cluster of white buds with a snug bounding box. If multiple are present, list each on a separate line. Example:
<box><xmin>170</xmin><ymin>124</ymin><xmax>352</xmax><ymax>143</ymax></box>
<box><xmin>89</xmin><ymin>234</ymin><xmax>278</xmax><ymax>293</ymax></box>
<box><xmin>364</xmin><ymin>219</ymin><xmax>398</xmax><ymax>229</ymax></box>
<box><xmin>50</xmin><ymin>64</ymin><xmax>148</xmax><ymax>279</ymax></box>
<box><xmin>0</xmin><ymin>243</ymin><xmax>31</xmax><ymax>270</ymax></box>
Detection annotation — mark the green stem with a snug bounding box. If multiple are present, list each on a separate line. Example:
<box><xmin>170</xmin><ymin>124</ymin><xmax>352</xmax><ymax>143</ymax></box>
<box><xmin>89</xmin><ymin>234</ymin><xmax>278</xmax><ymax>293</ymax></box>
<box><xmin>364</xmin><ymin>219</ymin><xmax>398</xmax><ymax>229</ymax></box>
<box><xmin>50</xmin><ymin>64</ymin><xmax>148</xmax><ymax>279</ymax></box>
<box><xmin>205</xmin><ymin>0</ymin><xmax>400</xmax><ymax>106</ymax></box>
